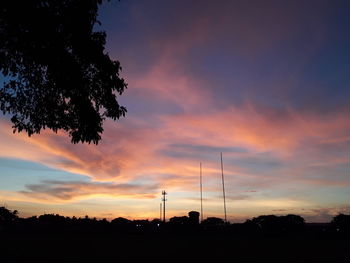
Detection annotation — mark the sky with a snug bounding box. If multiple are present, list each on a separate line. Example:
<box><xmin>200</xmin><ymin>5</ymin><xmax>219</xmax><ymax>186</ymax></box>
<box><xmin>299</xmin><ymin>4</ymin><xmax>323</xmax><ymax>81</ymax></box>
<box><xmin>1</xmin><ymin>0</ymin><xmax>350</xmax><ymax>222</ymax></box>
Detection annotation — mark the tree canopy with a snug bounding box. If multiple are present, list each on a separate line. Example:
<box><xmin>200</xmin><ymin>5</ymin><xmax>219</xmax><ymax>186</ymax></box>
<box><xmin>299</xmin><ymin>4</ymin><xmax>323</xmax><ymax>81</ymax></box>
<box><xmin>0</xmin><ymin>0</ymin><xmax>127</xmax><ymax>144</ymax></box>
<box><xmin>0</xmin><ymin>206</ymin><xmax>18</xmax><ymax>223</ymax></box>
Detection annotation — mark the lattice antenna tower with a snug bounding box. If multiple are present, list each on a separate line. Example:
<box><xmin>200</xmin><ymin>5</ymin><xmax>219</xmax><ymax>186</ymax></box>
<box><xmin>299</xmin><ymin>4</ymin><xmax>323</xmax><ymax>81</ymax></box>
<box><xmin>161</xmin><ymin>190</ymin><xmax>167</xmax><ymax>222</ymax></box>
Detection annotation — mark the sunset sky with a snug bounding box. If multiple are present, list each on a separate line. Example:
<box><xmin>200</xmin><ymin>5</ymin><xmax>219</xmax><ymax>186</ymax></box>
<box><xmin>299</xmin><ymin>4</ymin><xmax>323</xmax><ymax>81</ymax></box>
<box><xmin>1</xmin><ymin>0</ymin><xmax>350</xmax><ymax>222</ymax></box>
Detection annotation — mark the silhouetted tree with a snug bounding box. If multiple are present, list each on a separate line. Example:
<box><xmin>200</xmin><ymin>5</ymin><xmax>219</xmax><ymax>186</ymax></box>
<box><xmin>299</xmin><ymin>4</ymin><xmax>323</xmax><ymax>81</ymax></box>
<box><xmin>283</xmin><ymin>214</ymin><xmax>305</xmax><ymax>232</ymax></box>
<box><xmin>111</xmin><ymin>217</ymin><xmax>132</xmax><ymax>232</ymax></box>
<box><xmin>248</xmin><ymin>214</ymin><xmax>305</xmax><ymax>235</ymax></box>
<box><xmin>111</xmin><ymin>217</ymin><xmax>131</xmax><ymax>225</ymax></box>
<box><xmin>202</xmin><ymin>217</ymin><xmax>224</xmax><ymax>226</ymax></box>
<box><xmin>150</xmin><ymin>218</ymin><xmax>163</xmax><ymax>231</ymax></box>
<box><xmin>151</xmin><ymin>218</ymin><xmax>162</xmax><ymax>225</ymax></box>
<box><xmin>133</xmin><ymin>219</ymin><xmax>150</xmax><ymax>231</ymax></box>
<box><xmin>38</xmin><ymin>213</ymin><xmax>66</xmax><ymax>224</ymax></box>
<box><xmin>331</xmin><ymin>213</ymin><xmax>350</xmax><ymax>234</ymax></box>
<box><xmin>0</xmin><ymin>206</ymin><xmax>18</xmax><ymax>223</ymax></box>
<box><xmin>169</xmin><ymin>216</ymin><xmax>189</xmax><ymax>225</ymax></box>
<box><xmin>0</xmin><ymin>207</ymin><xmax>18</xmax><ymax>232</ymax></box>
<box><xmin>250</xmin><ymin>215</ymin><xmax>282</xmax><ymax>234</ymax></box>
<box><xmin>0</xmin><ymin>0</ymin><xmax>127</xmax><ymax>144</ymax></box>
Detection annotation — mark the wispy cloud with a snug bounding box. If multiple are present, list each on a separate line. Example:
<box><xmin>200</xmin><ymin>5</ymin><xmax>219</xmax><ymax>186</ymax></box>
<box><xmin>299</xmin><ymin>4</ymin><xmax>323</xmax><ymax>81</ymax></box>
<box><xmin>20</xmin><ymin>179</ymin><xmax>159</xmax><ymax>202</ymax></box>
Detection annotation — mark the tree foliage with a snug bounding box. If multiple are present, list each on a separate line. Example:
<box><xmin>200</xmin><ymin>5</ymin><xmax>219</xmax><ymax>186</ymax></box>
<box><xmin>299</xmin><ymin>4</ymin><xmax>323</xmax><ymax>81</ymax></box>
<box><xmin>0</xmin><ymin>0</ymin><xmax>127</xmax><ymax>144</ymax></box>
<box><xmin>331</xmin><ymin>213</ymin><xmax>350</xmax><ymax>233</ymax></box>
<box><xmin>0</xmin><ymin>207</ymin><xmax>18</xmax><ymax>223</ymax></box>
<box><xmin>246</xmin><ymin>214</ymin><xmax>305</xmax><ymax>234</ymax></box>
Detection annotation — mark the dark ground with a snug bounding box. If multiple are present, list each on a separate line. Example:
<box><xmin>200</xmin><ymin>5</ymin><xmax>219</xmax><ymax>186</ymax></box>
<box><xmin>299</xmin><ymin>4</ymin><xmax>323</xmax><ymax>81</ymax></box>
<box><xmin>1</xmin><ymin>232</ymin><xmax>349</xmax><ymax>263</ymax></box>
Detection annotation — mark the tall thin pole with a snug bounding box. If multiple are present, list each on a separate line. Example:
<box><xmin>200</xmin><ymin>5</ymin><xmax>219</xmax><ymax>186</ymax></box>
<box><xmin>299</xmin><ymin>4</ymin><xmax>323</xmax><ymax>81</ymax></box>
<box><xmin>160</xmin><ymin>203</ymin><xmax>162</xmax><ymax>221</ymax></box>
<box><xmin>220</xmin><ymin>152</ymin><xmax>227</xmax><ymax>223</ymax></box>
<box><xmin>162</xmin><ymin>190</ymin><xmax>167</xmax><ymax>223</ymax></box>
<box><xmin>200</xmin><ymin>162</ymin><xmax>203</xmax><ymax>222</ymax></box>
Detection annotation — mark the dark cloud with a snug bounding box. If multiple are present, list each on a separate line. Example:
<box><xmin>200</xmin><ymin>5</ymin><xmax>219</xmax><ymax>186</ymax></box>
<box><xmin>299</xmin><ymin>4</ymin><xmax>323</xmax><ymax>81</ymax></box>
<box><xmin>300</xmin><ymin>207</ymin><xmax>350</xmax><ymax>222</ymax></box>
<box><xmin>219</xmin><ymin>191</ymin><xmax>259</xmax><ymax>201</ymax></box>
<box><xmin>101</xmin><ymin>0</ymin><xmax>350</xmax><ymax>111</ymax></box>
<box><xmin>272</xmin><ymin>209</ymin><xmax>294</xmax><ymax>212</ymax></box>
<box><xmin>225</xmin><ymin>194</ymin><xmax>251</xmax><ymax>201</ymax></box>
<box><xmin>230</xmin><ymin>154</ymin><xmax>285</xmax><ymax>174</ymax></box>
<box><xmin>159</xmin><ymin>144</ymin><xmax>247</xmax><ymax>161</ymax></box>
<box><xmin>21</xmin><ymin>180</ymin><xmax>159</xmax><ymax>201</ymax></box>
<box><xmin>168</xmin><ymin>144</ymin><xmax>247</xmax><ymax>153</ymax></box>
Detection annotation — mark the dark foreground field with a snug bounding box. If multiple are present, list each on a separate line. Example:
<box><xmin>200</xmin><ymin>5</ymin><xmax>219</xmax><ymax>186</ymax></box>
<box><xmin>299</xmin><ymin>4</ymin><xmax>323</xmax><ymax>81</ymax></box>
<box><xmin>1</xmin><ymin>232</ymin><xmax>349</xmax><ymax>263</ymax></box>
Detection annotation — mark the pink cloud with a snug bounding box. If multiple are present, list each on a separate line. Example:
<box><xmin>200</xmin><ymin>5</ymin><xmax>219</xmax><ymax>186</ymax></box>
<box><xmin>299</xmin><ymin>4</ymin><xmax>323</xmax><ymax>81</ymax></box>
<box><xmin>1</xmin><ymin>101</ymin><xmax>350</xmax><ymax>194</ymax></box>
<box><xmin>163</xmin><ymin>104</ymin><xmax>350</xmax><ymax>154</ymax></box>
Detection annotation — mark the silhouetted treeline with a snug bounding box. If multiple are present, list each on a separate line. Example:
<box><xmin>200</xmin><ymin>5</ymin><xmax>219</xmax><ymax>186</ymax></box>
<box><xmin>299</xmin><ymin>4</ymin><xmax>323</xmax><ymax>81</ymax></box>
<box><xmin>1</xmin><ymin>207</ymin><xmax>350</xmax><ymax>238</ymax></box>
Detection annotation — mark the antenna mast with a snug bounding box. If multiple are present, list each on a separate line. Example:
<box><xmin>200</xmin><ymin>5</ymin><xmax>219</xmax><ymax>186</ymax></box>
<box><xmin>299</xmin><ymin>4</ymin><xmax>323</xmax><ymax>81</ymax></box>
<box><xmin>220</xmin><ymin>152</ymin><xmax>227</xmax><ymax>223</ymax></box>
<box><xmin>161</xmin><ymin>190</ymin><xmax>167</xmax><ymax>222</ymax></box>
<box><xmin>200</xmin><ymin>162</ymin><xmax>203</xmax><ymax>222</ymax></box>
<box><xmin>160</xmin><ymin>203</ymin><xmax>162</xmax><ymax>221</ymax></box>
